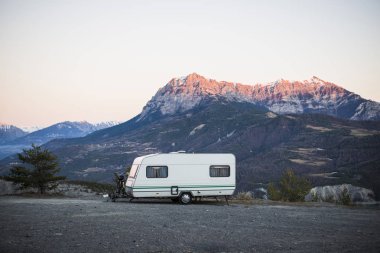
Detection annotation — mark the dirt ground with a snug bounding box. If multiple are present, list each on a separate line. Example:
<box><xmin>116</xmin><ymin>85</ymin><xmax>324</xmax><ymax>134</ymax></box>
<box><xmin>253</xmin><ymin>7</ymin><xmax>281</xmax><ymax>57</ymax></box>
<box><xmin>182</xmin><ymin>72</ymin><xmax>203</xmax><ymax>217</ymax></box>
<box><xmin>0</xmin><ymin>196</ymin><xmax>379</xmax><ymax>252</ymax></box>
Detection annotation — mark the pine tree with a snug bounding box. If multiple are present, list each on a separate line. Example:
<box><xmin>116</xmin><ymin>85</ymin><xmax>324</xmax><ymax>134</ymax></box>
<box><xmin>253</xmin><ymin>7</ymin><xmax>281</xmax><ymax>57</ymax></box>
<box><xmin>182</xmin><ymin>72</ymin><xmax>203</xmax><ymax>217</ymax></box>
<box><xmin>5</xmin><ymin>144</ymin><xmax>66</xmax><ymax>194</ymax></box>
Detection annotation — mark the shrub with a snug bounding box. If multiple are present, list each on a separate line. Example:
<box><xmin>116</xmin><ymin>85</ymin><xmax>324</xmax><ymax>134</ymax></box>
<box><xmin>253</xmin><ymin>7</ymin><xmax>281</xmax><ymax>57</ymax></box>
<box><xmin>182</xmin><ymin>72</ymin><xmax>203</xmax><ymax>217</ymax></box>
<box><xmin>267</xmin><ymin>169</ymin><xmax>311</xmax><ymax>202</ymax></box>
<box><xmin>267</xmin><ymin>182</ymin><xmax>281</xmax><ymax>201</ymax></box>
<box><xmin>311</xmin><ymin>191</ymin><xmax>319</xmax><ymax>202</ymax></box>
<box><xmin>338</xmin><ymin>188</ymin><xmax>351</xmax><ymax>205</ymax></box>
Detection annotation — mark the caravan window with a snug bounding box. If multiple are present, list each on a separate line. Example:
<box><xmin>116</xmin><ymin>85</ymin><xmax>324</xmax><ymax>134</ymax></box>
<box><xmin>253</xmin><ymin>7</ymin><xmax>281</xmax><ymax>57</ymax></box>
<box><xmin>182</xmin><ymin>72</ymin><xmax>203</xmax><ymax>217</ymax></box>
<box><xmin>146</xmin><ymin>166</ymin><xmax>168</xmax><ymax>178</ymax></box>
<box><xmin>210</xmin><ymin>165</ymin><xmax>230</xmax><ymax>177</ymax></box>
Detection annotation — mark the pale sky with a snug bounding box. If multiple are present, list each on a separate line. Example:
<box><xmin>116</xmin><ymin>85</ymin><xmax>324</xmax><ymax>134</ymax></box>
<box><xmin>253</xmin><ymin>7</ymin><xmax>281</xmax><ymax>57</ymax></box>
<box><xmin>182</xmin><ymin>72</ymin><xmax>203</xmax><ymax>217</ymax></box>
<box><xmin>1</xmin><ymin>0</ymin><xmax>379</xmax><ymax>127</ymax></box>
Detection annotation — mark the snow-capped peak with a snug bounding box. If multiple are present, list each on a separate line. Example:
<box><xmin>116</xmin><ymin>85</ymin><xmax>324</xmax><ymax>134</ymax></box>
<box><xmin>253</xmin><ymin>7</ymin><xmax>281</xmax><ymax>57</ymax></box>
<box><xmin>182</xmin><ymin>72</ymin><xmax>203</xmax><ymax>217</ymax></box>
<box><xmin>138</xmin><ymin>73</ymin><xmax>380</xmax><ymax>121</ymax></box>
<box><xmin>308</xmin><ymin>76</ymin><xmax>326</xmax><ymax>85</ymax></box>
<box><xmin>0</xmin><ymin>123</ymin><xmax>12</xmax><ymax>131</ymax></box>
<box><xmin>92</xmin><ymin>121</ymin><xmax>121</xmax><ymax>129</ymax></box>
<box><xmin>20</xmin><ymin>126</ymin><xmax>43</xmax><ymax>133</ymax></box>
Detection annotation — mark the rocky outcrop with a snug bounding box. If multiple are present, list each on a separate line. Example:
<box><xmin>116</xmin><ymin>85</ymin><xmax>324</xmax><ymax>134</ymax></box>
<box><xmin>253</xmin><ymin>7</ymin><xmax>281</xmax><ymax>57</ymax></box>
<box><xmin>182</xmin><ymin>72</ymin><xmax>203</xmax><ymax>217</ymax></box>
<box><xmin>0</xmin><ymin>179</ymin><xmax>103</xmax><ymax>198</ymax></box>
<box><xmin>0</xmin><ymin>179</ymin><xmax>24</xmax><ymax>195</ymax></box>
<box><xmin>305</xmin><ymin>184</ymin><xmax>375</xmax><ymax>203</ymax></box>
<box><xmin>139</xmin><ymin>73</ymin><xmax>380</xmax><ymax>121</ymax></box>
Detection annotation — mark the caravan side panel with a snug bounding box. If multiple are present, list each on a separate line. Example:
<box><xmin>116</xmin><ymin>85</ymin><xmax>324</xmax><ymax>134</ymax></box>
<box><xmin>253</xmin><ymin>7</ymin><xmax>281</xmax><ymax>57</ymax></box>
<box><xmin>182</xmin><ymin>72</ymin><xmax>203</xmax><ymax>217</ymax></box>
<box><xmin>130</xmin><ymin>154</ymin><xmax>236</xmax><ymax>198</ymax></box>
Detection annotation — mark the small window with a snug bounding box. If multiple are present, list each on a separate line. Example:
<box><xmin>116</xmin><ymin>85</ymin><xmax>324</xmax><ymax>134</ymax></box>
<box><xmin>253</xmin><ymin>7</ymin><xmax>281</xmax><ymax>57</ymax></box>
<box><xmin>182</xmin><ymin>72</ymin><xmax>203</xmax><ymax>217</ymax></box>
<box><xmin>210</xmin><ymin>165</ymin><xmax>230</xmax><ymax>177</ymax></box>
<box><xmin>146</xmin><ymin>166</ymin><xmax>168</xmax><ymax>178</ymax></box>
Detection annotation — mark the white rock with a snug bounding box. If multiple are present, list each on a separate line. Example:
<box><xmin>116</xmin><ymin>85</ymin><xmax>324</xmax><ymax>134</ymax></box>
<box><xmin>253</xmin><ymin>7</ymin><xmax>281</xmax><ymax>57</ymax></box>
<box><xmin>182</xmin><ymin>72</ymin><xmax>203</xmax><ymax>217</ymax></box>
<box><xmin>305</xmin><ymin>184</ymin><xmax>375</xmax><ymax>203</ymax></box>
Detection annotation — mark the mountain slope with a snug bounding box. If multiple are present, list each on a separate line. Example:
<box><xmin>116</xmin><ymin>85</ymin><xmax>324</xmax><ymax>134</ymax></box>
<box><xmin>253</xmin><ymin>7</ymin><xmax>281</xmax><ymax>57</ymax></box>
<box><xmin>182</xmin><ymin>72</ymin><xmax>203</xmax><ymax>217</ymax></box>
<box><xmin>140</xmin><ymin>73</ymin><xmax>380</xmax><ymax>121</ymax></box>
<box><xmin>2</xmin><ymin>100</ymin><xmax>379</xmax><ymax>197</ymax></box>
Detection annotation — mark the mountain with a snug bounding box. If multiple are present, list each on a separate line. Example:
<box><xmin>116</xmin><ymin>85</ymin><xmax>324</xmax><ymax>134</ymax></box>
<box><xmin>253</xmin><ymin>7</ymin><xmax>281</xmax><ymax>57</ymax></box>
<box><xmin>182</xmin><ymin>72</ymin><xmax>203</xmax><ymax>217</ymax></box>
<box><xmin>20</xmin><ymin>126</ymin><xmax>43</xmax><ymax>133</ymax></box>
<box><xmin>1</xmin><ymin>74</ymin><xmax>379</xmax><ymax>198</ymax></box>
<box><xmin>140</xmin><ymin>73</ymin><xmax>380</xmax><ymax>121</ymax></box>
<box><xmin>0</xmin><ymin>123</ymin><xmax>27</xmax><ymax>144</ymax></box>
<box><xmin>92</xmin><ymin>121</ymin><xmax>121</xmax><ymax>130</ymax></box>
<box><xmin>8</xmin><ymin>121</ymin><xmax>117</xmax><ymax>145</ymax></box>
<box><xmin>0</xmin><ymin>121</ymin><xmax>120</xmax><ymax>159</ymax></box>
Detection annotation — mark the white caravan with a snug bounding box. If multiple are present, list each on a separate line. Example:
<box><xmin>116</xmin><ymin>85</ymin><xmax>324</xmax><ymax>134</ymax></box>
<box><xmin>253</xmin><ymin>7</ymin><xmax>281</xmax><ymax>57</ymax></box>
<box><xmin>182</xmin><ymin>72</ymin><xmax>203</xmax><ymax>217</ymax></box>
<box><xmin>125</xmin><ymin>153</ymin><xmax>236</xmax><ymax>204</ymax></box>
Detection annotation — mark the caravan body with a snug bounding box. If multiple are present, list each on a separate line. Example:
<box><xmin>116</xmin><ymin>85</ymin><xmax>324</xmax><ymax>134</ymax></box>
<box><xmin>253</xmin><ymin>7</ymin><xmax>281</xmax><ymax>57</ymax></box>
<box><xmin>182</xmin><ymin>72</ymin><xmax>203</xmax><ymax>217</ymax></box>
<box><xmin>125</xmin><ymin>153</ymin><xmax>235</xmax><ymax>204</ymax></box>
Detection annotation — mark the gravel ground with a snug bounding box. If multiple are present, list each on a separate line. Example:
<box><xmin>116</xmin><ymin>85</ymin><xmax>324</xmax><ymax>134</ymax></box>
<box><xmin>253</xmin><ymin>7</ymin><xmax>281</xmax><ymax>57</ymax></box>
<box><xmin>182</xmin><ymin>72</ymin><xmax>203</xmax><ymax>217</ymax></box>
<box><xmin>0</xmin><ymin>196</ymin><xmax>379</xmax><ymax>253</ymax></box>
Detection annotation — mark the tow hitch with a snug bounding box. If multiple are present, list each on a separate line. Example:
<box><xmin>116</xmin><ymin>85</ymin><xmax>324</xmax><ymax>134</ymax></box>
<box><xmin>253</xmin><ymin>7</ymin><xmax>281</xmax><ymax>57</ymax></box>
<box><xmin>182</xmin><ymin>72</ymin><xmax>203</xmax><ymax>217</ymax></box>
<box><xmin>105</xmin><ymin>172</ymin><xmax>132</xmax><ymax>202</ymax></box>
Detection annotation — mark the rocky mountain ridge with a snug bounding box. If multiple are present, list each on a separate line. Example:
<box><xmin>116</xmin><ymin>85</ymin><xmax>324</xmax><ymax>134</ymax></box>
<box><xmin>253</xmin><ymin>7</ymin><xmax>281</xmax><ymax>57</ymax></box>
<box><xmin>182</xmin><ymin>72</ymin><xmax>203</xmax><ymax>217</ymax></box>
<box><xmin>140</xmin><ymin>73</ymin><xmax>380</xmax><ymax>121</ymax></box>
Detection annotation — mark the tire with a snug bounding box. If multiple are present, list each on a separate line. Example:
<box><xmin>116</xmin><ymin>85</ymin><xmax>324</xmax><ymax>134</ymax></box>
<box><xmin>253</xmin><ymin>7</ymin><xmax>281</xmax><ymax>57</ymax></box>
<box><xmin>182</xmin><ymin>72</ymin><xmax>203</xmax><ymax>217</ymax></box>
<box><xmin>179</xmin><ymin>193</ymin><xmax>192</xmax><ymax>205</ymax></box>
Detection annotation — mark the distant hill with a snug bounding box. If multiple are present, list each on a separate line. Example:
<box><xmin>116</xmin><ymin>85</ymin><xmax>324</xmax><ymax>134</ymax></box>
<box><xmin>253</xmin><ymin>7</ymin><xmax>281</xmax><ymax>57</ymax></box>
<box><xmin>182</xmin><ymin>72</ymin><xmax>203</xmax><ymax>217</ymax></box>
<box><xmin>0</xmin><ymin>121</ymin><xmax>120</xmax><ymax>159</ymax></box>
<box><xmin>8</xmin><ymin>121</ymin><xmax>120</xmax><ymax>145</ymax></box>
<box><xmin>0</xmin><ymin>123</ymin><xmax>27</xmax><ymax>144</ymax></box>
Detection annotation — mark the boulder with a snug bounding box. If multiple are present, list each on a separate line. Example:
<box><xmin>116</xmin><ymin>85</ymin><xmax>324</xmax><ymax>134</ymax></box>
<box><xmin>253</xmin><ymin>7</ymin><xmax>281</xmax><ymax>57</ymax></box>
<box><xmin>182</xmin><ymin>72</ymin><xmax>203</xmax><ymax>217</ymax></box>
<box><xmin>305</xmin><ymin>184</ymin><xmax>375</xmax><ymax>203</ymax></box>
<box><xmin>253</xmin><ymin>187</ymin><xmax>268</xmax><ymax>200</ymax></box>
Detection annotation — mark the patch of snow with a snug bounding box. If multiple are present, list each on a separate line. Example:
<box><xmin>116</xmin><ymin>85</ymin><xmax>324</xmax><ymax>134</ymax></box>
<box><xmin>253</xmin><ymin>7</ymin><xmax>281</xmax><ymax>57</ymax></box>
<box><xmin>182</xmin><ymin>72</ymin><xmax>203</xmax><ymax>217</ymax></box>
<box><xmin>268</xmin><ymin>100</ymin><xmax>304</xmax><ymax>114</ymax></box>
<box><xmin>20</xmin><ymin>126</ymin><xmax>42</xmax><ymax>133</ymax></box>
<box><xmin>0</xmin><ymin>123</ymin><xmax>11</xmax><ymax>130</ymax></box>
<box><xmin>227</xmin><ymin>130</ymin><xmax>236</xmax><ymax>138</ymax></box>
<box><xmin>266</xmin><ymin>112</ymin><xmax>277</xmax><ymax>118</ymax></box>
<box><xmin>189</xmin><ymin>124</ymin><xmax>206</xmax><ymax>136</ymax></box>
<box><xmin>83</xmin><ymin>167</ymin><xmax>106</xmax><ymax>173</ymax></box>
<box><xmin>351</xmin><ymin>101</ymin><xmax>380</xmax><ymax>120</ymax></box>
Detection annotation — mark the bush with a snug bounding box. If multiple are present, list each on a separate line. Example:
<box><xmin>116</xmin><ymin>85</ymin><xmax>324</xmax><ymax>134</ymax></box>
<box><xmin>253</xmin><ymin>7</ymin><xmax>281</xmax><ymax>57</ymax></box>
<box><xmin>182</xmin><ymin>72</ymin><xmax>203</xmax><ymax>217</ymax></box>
<box><xmin>267</xmin><ymin>169</ymin><xmax>311</xmax><ymax>202</ymax></box>
<box><xmin>338</xmin><ymin>188</ymin><xmax>351</xmax><ymax>205</ymax></box>
<box><xmin>311</xmin><ymin>192</ymin><xmax>319</xmax><ymax>202</ymax></box>
<box><xmin>267</xmin><ymin>182</ymin><xmax>281</xmax><ymax>201</ymax></box>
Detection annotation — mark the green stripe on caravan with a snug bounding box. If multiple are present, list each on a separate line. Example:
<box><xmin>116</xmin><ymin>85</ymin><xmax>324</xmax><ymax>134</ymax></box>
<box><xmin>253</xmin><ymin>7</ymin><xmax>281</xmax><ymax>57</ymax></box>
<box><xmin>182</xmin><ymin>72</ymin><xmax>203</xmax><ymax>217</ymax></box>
<box><xmin>132</xmin><ymin>185</ymin><xmax>235</xmax><ymax>190</ymax></box>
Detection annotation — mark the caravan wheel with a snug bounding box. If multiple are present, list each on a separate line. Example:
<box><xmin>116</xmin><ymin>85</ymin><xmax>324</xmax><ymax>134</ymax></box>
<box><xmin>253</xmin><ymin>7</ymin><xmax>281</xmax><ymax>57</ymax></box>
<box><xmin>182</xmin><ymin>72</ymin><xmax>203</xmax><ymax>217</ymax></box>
<box><xmin>179</xmin><ymin>193</ymin><xmax>192</xmax><ymax>205</ymax></box>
